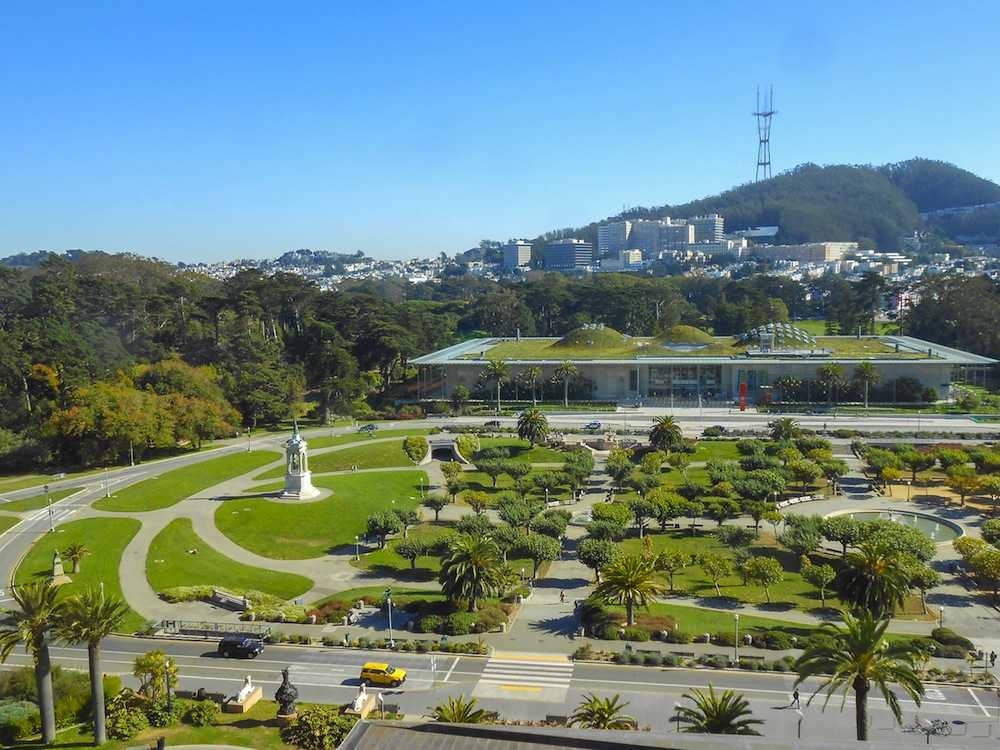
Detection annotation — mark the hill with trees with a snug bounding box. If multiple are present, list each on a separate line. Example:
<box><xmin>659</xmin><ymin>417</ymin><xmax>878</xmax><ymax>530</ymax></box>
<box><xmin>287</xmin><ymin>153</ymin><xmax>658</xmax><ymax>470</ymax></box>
<box><xmin>609</xmin><ymin>159</ymin><xmax>1000</xmax><ymax>251</ymax></box>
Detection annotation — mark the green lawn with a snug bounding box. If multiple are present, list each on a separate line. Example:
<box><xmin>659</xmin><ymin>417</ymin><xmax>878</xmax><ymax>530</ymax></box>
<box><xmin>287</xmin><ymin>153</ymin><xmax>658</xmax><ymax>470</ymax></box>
<box><xmin>353</xmin><ymin>522</ymin><xmax>454</xmax><ymax>578</ymax></box>
<box><xmin>618</xmin><ymin>531</ymin><xmax>832</xmax><ymax>610</ymax></box>
<box><xmin>615</xmin><ymin>600</ymin><xmax>815</xmax><ymax>640</ymax></box>
<box><xmin>0</xmin><ymin>515</ymin><xmax>21</xmax><ymax>533</ymax></box>
<box><xmin>478</xmin><ymin>438</ymin><xmax>569</xmax><ymax>463</ymax></box>
<box><xmin>14</xmin><ymin>517</ymin><xmax>146</xmax><ymax>633</ymax></box>
<box><xmin>302</xmin><ymin>427</ymin><xmax>432</xmax><ymax>451</ymax></box>
<box><xmin>12</xmin><ymin>698</ymin><xmax>298</xmax><ymax>749</ymax></box>
<box><xmin>690</xmin><ymin>441</ymin><xmax>740</xmax><ymax>462</ymax></box>
<box><xmin>215</xmin><ymin>471</ymin><xmax>426</xmax><ymax>559</ymax></box>
<box><xmin>0</xmin><ymin>486</ymin><xmax>84</xmax><ymax>513</ymax></box>
<box><xmin>254</xmin><ymin>440</ymin><xmax>413</xmax><ymax>480</ymax></box>
<box><xmin>93</xmin><ymin>450</ymin><xmax>281</xmax><ymax>512</ymax></box>
<box><xmin>311</xmin><ymin>585</ymin><xmax>446</xmax><ymax>609</ymax></box>
<box><xmin>147</xmin><ymin>518</ymin><xmax>313</xmax><ymax>600</ymax></box>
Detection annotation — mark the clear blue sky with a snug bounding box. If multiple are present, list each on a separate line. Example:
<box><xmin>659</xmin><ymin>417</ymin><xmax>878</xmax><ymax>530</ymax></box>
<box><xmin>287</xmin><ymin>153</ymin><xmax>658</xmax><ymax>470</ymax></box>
<box><xmin>2</xmin><ymin>1</ymin><xmax>998</xmax><ymax>264</ymax></box>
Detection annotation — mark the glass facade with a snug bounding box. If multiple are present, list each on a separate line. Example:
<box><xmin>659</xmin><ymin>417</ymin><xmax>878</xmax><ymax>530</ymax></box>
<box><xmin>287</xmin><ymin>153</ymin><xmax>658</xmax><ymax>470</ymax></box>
<box><xmin>648</xmin><ymin>364</ymin><xmax>722</xmax><ymax>398</ymax></box>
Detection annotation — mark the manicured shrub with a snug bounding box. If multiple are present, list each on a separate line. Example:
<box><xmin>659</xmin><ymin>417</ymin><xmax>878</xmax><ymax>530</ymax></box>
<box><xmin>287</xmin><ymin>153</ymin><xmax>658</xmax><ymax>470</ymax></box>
<box><xmin>444</xmin><ymin>612</ymin><xmax>476</xmax><ymax>636</ymax></box>
<box><xmin>932</xmin><ymin>627</ymin><xmax>975</xmax><ymax>651</ymax></box>
<box><xmin>643</xmin><ymin>652</ymin><xmax>663</xmax><ymax>666</ymax></box>
<box><xmin>416</xmin><ymin>615</ymin><xmax>443</xmax><ymax>633</ymax></box>
<box><xmin>712</xmin><ymin>631</ymin><xmax>736</xmax><ymax>647</ymax></box>
<box><xmin>281</xmin><ymin>707</ymin><xmax>358</xmax><ymax>750</ymax></box>
<box><xmin>621</xmin><ymin>627</ymin><xmax>650</xmax><ymax>642</ymax></box>
<box><xmin>601</xmin><ymin>625</ymin><xmax>622</xmax><ymax>641</ymax></box>
<box><xmin>187</xmin><ymin>699</ymin><xmax>219</xmax><ymax>727</ymax></box>
<box><xmin>106</xmin><ymin>690</ymin><xmax>149</xmax><ymax>740</ymax></box>
<box><xmin>0</xmin><ymin>701</ymin><xmax>41</xmax><ymax>744</ymax></box>
<box><xmin>661</xmin><ymin>653</ymin><xmax>678</xmax><ymax>667</ymax></box>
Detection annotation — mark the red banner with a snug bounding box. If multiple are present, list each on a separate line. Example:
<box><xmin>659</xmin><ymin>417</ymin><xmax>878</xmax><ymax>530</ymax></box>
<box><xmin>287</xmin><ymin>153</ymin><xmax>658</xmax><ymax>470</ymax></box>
<box><xmin>739</xmin><ymin>382</ymin><xmax>746</xmax><ymax>412</ymax></box>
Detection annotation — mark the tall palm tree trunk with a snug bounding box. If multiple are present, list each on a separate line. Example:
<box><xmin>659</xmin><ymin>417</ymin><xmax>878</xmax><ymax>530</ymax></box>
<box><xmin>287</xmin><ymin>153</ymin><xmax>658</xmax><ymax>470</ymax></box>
<box><xmin>626</xmin><ymin>599</ymin><xmax>634</xmax><ymax>627</ymax></box>
<box><xmin>36</xmin><ymin>647</ymin><xmax>56</xmax><ymax>743</ymax></box>
<box><xmin>853</xmin><ymin>678</ymin><xmax>869</xmax><ymax>741</ymax></box>
<box><xmin>89</xmin><ymin>643</ymin><xmax>107</xmax><ymax>746</ymax></box>
<box><xmin>495</xmin><ymin>383</ymin><xmax>501</xmax><ymax>414</ymax></box>
<box><xmin>563</xmin><ymin>379</ymin><xmax>569</xmax><ymax>407</ymax></box>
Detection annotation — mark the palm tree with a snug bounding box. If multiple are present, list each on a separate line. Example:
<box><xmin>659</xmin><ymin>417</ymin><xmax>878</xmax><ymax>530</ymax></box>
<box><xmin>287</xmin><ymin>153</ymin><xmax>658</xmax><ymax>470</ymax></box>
<box><xmin>769</xmin><ymin>416</ymin><xmax>801</xmax><ymax>442</ymax></box>
<box><xmin>795</xmin><ymin>610</ymin><xmax>924</xmax><ymax>741</ymax></box>
<box><xmin>594</xmin><ymin>554</ymin><xmax>667</xmax><ymax>626</ymax></box>
<box><xmin>428</xmin><ymin>694</ymin><xmax>490</xmax><ymax>723</ymax></box>
<box><xmin>673</xmin><ymin>683</ymin><xmax>763</xmax><ymax>735</ymax></box>
<box><xmin>836</xmin><ymin>539</ymin><xmax>910</xmax><ymax>618</ymax></box>
<box><xmin>478</xmin><ymin>359</ymin><xmax>509</xmax><ymax>415</ymax></box>
<box><xmin>438</xmin><ymin>534</ymin><xmax>508</xmax><ymax>612</ymax></box>
<box><xmin>569</xmin><ymin>693</ymin><xmax>636</xmax><ymax>729</ymax></box>
<box><xmin>516</xmin><ymin>407</ymin><xmax>549</xmax><ymax>445</ymax></box>
<box><xmin>0</xmin><ymin>582</ymin><xmax>62</xmax><ymax>743</ymax></box>
<box><xmin>517</xmin><ymin>365</ymin><xmax>542</xmax><ymax>406</ymax></box>
<box><xmin>817</xmin><ymin>363</ymin><xmax>845</xmax><ymax>406</ymax></box>
<box><xmin>62</xmin><ymin>542</ymin><xmax>90</xmax><ymax>574</ymax></box>
<box><xmin>553</xmin><ymin>360</ymin><xmax>579</xmax><ymax>407</ymax></box>
<box><xmin>853</xmin><ymin>362</ymin><xmax>880</xmax><ymax>412</ymax></box>
<box><xmin>56</xmin><ymin>588</ymin><xmax>129</xmax><ymax>746</ymax></box>
<box><xmin>649</xmin><ymin>414</ymin><xmax>683</xmax><ymax>452</ymax></box>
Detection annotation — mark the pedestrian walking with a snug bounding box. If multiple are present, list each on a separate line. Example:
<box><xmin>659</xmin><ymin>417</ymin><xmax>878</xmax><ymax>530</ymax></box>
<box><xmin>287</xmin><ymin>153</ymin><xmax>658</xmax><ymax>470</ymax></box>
<box><xmin>991</xmin><ymin>651</ymin><xmax>997</xmax><ymax>667</ymax></box>
<box><xmin>790</xmin><ymin>689</ymin><xmax>801</xmax><ymax>709</ymax></box>
<box><xmin>559</xmin><ymin>590</ymin><xmax>565</xmax><ymax>603</ymax></box>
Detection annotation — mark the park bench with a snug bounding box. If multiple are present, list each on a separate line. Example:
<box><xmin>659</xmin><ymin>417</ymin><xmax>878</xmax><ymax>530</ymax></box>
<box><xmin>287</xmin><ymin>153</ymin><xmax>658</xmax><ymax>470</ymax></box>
<box><xmin>210</xmin><ymin>589</ymin><xmax>247</xmax><ymax>611</ymax></box>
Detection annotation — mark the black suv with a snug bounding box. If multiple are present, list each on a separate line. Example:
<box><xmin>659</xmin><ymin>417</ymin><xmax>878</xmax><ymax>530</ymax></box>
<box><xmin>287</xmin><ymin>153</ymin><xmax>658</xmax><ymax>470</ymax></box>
<box><xmin>218</xmin><ymin>636</ymin><xmax>264</xmax><ymax>659</ymax></box>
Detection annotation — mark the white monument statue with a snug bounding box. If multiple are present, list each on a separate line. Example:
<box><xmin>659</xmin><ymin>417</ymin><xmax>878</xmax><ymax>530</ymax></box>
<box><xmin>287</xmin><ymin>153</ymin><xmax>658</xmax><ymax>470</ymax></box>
<box><xmin>352</xmin><ymin>682</ymin><xmax>368</xmax><ymax>712</ymax></box>
<box><xmin>238</xmin><ymin>675</ymin><xmax>254</xmax><ymax>703</ymax></box>
<box><xmin>280</xmin><ymin>423</ymin><xmax>320</xmax><ymax>499</ymax></box>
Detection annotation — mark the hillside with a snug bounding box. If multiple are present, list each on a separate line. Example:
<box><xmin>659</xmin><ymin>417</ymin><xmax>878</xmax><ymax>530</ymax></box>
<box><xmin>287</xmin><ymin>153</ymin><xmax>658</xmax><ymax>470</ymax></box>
<box><xmin>611</xmin><ymin>159</ymin><xmax>1000</xmax><ymax>251</ymax></box>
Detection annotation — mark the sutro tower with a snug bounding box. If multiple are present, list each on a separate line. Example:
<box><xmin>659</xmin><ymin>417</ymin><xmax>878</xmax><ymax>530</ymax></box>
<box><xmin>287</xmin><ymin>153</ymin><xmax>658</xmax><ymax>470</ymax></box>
<box><xmin>753</xmin><ymin>85</ymin><xmax>776</xmax><ymax>182</ymax></box>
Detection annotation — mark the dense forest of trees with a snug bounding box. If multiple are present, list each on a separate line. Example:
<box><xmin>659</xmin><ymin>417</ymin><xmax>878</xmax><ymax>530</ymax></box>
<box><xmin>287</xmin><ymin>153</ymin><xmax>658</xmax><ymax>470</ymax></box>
<box><xmin>1</xmin><ymin>250</ymin><xmax>998</xmax><ymax>473</ymax></box>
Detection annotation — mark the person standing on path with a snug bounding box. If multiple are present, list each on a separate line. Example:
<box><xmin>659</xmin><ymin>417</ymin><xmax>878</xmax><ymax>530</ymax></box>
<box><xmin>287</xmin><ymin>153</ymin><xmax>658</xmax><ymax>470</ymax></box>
<box><xmin>791</xmin><ymin>689</ymin><xmax>801</xmax><ymax>709</ymax></box>
<box><xmin>559</xmin><ymin>590</ymin><xmax>565</xmax><ymax>603</ymax></box>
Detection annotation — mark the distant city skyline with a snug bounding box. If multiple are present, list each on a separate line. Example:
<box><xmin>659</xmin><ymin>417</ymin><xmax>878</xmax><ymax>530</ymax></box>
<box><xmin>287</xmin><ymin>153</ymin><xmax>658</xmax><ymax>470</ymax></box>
<box><xmin>2</xmin><ymin>1</ymin><xmax>998</xmax><ymax>265</ymax></box>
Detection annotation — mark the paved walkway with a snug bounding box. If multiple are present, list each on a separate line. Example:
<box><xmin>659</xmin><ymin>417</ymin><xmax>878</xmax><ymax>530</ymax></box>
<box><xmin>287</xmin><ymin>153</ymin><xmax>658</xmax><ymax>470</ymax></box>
<box><xmin>14</xmin><ymin>424</ymin><xmax>1000</xmax><ymax>664</ymax></box>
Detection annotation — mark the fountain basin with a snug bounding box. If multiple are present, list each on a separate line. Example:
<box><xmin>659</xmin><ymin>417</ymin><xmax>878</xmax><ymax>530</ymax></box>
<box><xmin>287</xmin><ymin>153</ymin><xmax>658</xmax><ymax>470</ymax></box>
<box><xmin>824</xmin><ymin>510</ymin><xmax>961</xmax><ymax>544</ymax></box>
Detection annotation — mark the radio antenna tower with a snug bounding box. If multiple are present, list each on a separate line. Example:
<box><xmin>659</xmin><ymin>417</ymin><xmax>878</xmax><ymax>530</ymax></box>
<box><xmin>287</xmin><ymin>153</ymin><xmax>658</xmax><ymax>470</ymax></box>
<box><xmin>753</xmin><ymin>85</ymin><xmax>776</xmax><ymax>181</ymax></box>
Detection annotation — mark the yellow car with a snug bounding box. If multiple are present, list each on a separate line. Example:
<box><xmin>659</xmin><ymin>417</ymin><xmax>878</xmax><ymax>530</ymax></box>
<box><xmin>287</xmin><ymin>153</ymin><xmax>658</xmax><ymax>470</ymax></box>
<box><xmin>360</xmin><ymin>662</ymin><xmax>406</xmax><ymax>687</ymax></box>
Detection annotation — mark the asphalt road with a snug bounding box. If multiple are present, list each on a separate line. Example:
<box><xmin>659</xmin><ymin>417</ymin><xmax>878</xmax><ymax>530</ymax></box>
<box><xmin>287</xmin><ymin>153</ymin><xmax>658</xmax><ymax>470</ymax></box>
<box><xmin>5</xmin><ymin>635</ymin><xmax>998</xmax><ymax>742</ymax></box>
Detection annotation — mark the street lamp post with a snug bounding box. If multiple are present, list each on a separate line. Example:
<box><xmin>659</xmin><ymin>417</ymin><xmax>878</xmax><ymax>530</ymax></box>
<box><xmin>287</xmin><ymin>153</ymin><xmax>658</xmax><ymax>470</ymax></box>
<box><xmin>129</xmin><ymin>441</ymin><xmax>134</xmax><ymax>467</ymax></box>
<box><xmin>246</xmin><ymin>427</ymin><xmax>252</xmax><ymax>452</ymax></box>
<box><xmin>45</xmin><ymin>484</ymin><xmax>54</xmax><ymax>533</ymax></box>
<box><xmin>420</xmin><ymin>476</ymin><xmax>425</xmax><ymax>499</ymax></box>
<box><xmin>906</xmin><ymin>480</ymin><xmax>912</xmax><ymax>501</ymax></box>
<box><xmin>796</xmin><ymin>708</ymin><xmax>804</xmax><ymax>738</ymax></box>
<box><xmin>734</xmin><ymin>613</ymin><xmax>740</xmax><ymax>665</ymax></box>
<box><xmin>385</xmin><ymin>588</ymin><xmax>395</xmax><ymax>649</ymax></box>
<box><xmin>940</xmin><ymin>606</ymin><xmax>945</xmax><ymax>628</ymax></box>
<box><xmin>674</xmin><ymin>702</ymin><xmax>683</xmax><ymax>733</ymax></box>
<box><xmin>354</xmin><ymin>535</ymin><xmax>360</xmax><ymax>561</ymax></box>
<box><xmin>164</xmin><ymin>656</ymin><xmax>173</xmax><ymax>717</ymax></box>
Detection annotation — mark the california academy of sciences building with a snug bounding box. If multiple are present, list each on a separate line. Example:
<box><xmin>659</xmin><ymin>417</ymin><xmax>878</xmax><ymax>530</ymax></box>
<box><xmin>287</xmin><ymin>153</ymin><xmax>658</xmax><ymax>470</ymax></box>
<box><xmin>411</xmin><ymin>324</ymin><xmax>996</xmax><ymax>407</ymax></box>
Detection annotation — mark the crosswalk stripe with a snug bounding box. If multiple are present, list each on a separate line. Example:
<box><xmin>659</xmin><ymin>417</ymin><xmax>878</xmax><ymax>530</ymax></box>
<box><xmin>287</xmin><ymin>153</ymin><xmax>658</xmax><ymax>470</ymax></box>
<box><xmin>480</xmin><ymin>655</ymin><xmax>574</xmax><ymax>690</ymax></box>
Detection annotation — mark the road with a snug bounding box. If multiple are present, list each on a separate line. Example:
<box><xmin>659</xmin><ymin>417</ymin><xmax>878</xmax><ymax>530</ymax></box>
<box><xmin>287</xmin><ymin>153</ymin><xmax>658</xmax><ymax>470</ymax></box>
<box><xmin>4</xmin><ymin>636</ymin><xmax>998</xmax><ymax>742</ymax></box>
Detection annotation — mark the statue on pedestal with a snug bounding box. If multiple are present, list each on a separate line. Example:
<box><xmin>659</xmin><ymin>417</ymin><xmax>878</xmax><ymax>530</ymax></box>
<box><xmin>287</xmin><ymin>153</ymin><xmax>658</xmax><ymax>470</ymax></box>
<box><xmin>275</xmin><ymin>667</ymin><xmax>299</xmax><ymax>717</ymax></box>
<box><xmin>237</xmin><ymin>675</ymin><xmax>253</xmax><ymax>703</ymax></box>
<box><xmin>352</xmin><ymin>682</ymin><xmax>368</xmax><ymax>712</ymax></box>
<box><xmin>49</xmin><ymin>549</ymin><xmax>72</xmax><ymax>586</ymax></box>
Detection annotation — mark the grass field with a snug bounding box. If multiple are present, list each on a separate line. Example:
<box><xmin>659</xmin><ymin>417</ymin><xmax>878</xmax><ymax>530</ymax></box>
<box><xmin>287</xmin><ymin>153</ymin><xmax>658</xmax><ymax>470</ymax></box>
<box><xmin>311</xmin><ymin>585</ymin><xmax>447</xmax><ymax>609</ymax></box>
<box><xmin>14</xmin><ymin>517</ymin><xmax>146</xmax><ymax>633</ymax></box>
<box><xmin>300</xmin><ymin>427</ymin><xmax>432</xmax><ymax>451</ymax></box>
<box><xmin>0</xmin><ymin>515</ymin><xmax>21</xmax><ymax>533</ymax></box>
<box><xmin>94</xmin><ymin>450</ymin><xmax>281</xmax><ymax>512</ymax></box>
<box><xmin>478</xmin><ymin>438</ymin><xmax>569</xmax><ymax>463</ymax></box>
<box><xmin>216</xmin><ymin>471</ymin><xmax>426</xmax><ymax>559</ymax></box>
<box><xmin>612</xmin><ymin>600</ymin><xmax>816</xmax><ymax>640</ymax></box>
<box><xmin>254</xmin><ymin>440</ymin><xmax>413</xmax><ymax>480</ymax></box>
<box><xmin>146</xmin><ymin>518</ymin><xmax>313</xmax><ymax>599</ymax></box>
<box><xmin>0</xmin><ymin>486</ymin><xmax>84</xmax><ymax>513</ymax></box>
<box><xmin>618</xmin><ymin>531</ymin><xmax>828</xmax><ymax>610</ymax></box>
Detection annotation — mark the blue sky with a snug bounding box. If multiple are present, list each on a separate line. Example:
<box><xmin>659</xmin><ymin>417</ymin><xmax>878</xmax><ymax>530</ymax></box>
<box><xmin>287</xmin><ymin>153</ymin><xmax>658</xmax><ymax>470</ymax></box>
<box><xmin>2</xmin><ymin>1</ymin><xmax>998</xmax><ymax>264</ymax></box>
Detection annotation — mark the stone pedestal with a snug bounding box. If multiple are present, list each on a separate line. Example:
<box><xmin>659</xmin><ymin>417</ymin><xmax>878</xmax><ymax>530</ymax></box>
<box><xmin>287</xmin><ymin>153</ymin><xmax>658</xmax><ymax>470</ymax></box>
<box><xmin>344</xmin><ymin>693</ymin><xmax>376</xmax><ymax>720</ymax></box>
<box><xmin>223</xmin><ymin>686</ymin><xmax>262</xmax><ymax>713</ymax></box>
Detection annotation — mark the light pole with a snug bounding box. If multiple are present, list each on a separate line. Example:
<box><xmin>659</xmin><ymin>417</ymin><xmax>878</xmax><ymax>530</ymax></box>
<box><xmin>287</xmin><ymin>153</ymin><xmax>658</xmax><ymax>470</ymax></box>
<box><xmin>906</xmin><ymin>480</ymin><xmax>912</xmax><ymax>501</ymax></box>
<box><xmin>674</xmin><ymin>702</ymin><xmax>683</xmax><ymax>732</ymax></box>
<box><xmin>795</xmin><ymin>708</ymin><xmax>804</xmax><ymax>738</ymax></box>
<box><xmin>734</xmin><ymin>613</ymin><xmax>740</xmax><ymax>665</ymax></box>
<box><xmin>45</xmin><ymin>484</ymin><xmax>54</xmax><ymax>533</ymax></box>
<box><xmin>164</xmin><ymin>656</ymin><xmax>173</xmax><ymax>717</ymax></box>
<box><xmin>129</xmin><ymin>440</ymin><xmax>134</xmax><ymax>467</ymax></box>
<box><xmin>246</xmin><ymin>427</ymin><xmax>252</xmax><ymax>452</ymax></box>
<box><xmin>773</xmin><ymin>490</ymin><xmax>779</xmax><ymax>507</ymax></box>
<box><xmin>420</xmin><ymin>476</ymin><xmax>425</xmax><ymax>499</ymax></box>
<box><xmin>385</xmin><ymin>588</ymin><xmax>395</xmax><ymax>649</ymax></box>
<box><xmin>354</xmin><ymin>535</ymin><xmax>360</xmax><ymax>561</ymax></box>
<box><xmin>940</xmin><ymin>606</ymin><xmax>945</xmax><ymax>627</ymax></box>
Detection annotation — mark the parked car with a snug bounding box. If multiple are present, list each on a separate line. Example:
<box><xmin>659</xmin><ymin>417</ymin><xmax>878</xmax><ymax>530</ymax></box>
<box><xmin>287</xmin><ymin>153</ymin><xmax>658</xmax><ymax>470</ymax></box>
<box><xmin>584</xmin><ymin>421</ymin><xmax>602</xmax><ymax>430</ymax></box>
<box><xmin>360</xmin><ymin>662</ymin><xmax>406</xmax><ymax>687</ymax></box>
<box><xmin>218</xmin><ymin>636</ymin><xmax>264</xmax><ymax>659</ymax></box>
<box><xmin>358</xmin><ymin>424</ymin><xmax>378</xmax><ymax>433</ymax></box>
<box><xmin>484</xmin><ymin>420</ymin><xmax>502</xmax><ymax>428</ymax></box>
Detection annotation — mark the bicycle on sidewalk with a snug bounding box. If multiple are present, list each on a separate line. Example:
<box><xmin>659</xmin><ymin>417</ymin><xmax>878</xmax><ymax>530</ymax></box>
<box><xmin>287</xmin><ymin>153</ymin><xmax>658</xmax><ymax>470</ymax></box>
<box><xmin>903</xmin><ymin>716</ymin><xmax>951</xmax><ymax>742</ymax></box>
